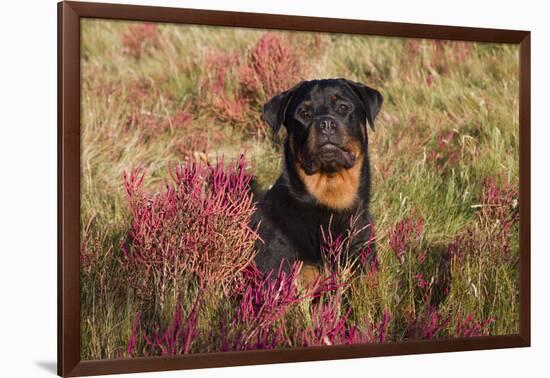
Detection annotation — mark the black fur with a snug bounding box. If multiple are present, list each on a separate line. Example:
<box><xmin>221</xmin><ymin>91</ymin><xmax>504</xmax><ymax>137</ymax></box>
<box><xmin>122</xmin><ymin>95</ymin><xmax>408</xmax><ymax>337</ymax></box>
<box><xmin>252</xmin><ymin>79</ymin><xmax>383</xmax><ymax>274</ymax></box>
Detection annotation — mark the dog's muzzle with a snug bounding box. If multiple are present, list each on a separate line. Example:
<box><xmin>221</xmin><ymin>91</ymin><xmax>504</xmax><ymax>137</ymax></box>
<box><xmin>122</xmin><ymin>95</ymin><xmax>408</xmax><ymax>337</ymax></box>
<box><xmin>303</xmin><ymin>143</ymin><xmax>356</xmax><ymax>175</ymax></box>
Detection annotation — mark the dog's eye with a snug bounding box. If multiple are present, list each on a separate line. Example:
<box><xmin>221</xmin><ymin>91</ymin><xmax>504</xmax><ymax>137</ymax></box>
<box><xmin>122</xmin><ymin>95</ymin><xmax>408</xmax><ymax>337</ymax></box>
<box><xmin>299</xmin><ymin>109</ymin><xmax>311</xmax><ymax>119</ymax></box>
<box><xmin>338</xmin><ymin>104</ymin><xmax>350</xmax><ymax>113</ymax></box>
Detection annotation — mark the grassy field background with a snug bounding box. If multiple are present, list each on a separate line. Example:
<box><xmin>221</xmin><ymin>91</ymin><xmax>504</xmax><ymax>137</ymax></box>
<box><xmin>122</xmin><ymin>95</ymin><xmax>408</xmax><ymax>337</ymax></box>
<box><xmin>80</xmin><ymin>19</ymin><xmax>520</xmax><ymax>359</ymax></box>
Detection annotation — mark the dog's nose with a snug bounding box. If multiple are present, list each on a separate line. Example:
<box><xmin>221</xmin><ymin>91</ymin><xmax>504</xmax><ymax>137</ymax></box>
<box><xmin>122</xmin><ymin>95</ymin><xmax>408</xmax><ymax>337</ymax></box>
<box><xmin>317</xmin><ymin>117</ymin><xmax>337</xmax><ymax>135</ymax></box>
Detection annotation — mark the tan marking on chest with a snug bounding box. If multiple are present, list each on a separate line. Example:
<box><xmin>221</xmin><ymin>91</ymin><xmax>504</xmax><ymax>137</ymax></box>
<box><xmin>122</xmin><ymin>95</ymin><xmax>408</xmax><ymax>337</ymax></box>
<box><xmin>296</xmin><ymin>153</ymin><xmax>363</xmax><ymax>211</ymax></box>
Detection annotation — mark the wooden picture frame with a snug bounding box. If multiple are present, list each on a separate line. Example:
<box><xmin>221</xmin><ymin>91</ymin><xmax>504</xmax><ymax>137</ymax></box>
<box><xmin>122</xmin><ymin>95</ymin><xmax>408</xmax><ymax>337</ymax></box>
<box><xmin>58</xmin><ymin>1</ymin><xmax>530</xmax><ymax>376</ymax></box>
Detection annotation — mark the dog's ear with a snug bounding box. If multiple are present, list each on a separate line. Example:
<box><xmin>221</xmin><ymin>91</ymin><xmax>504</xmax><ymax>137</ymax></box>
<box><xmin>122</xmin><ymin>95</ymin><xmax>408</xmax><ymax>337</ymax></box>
<box><xmin>344</xmin><ymin>79</ymin><xmax>383</xmax><ymax>131</ymax></box>
<box><xmin>262</xmin><ymin>82</ymin><xmax>303</xmax><ymax>140</ymax></box>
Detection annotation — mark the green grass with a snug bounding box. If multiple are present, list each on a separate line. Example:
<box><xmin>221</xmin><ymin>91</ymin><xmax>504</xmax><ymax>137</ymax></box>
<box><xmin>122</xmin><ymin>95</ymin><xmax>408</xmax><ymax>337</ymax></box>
<box><xmin>80</xmin><ymin>19</ymin><xmax>519</xmax><ymax>360</ymax></box>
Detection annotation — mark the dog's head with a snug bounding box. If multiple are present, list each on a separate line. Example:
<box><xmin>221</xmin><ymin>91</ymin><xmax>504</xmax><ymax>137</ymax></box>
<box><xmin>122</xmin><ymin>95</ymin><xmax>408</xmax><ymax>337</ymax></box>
<box><xmin>263</xmin><ymin>79</ymin><xmax>383</xmax><ymax>176</ymax></box>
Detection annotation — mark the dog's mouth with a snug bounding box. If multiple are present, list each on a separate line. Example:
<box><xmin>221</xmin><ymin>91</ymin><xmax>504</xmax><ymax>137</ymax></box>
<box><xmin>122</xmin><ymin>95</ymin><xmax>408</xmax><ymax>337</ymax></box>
<box><xmin>302</xmin><ymin>143</ymin><xmax>357</xmax><ymax>175</ymax></box>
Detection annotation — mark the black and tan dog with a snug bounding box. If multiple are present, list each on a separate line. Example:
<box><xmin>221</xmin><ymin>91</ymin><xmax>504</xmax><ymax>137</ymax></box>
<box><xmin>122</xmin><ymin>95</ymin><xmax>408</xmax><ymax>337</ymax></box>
<box><xmin>252</xmin><ymin>78</ymin><xmax>383</xmax><ymax>277</ymax></box>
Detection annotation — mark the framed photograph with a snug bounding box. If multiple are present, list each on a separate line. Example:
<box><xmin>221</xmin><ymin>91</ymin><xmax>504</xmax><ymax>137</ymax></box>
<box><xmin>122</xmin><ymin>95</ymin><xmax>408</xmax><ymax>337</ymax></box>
<box><xmin>58</xmin><ymin>1</ymin><xmax>530</xmax><ymax>376</ymax></box>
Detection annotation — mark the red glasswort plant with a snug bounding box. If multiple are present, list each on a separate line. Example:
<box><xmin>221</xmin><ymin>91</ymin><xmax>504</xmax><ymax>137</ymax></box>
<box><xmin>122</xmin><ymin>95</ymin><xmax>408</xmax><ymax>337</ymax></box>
<box><xmin>301</xmin><ymin>296</ymin><xmax>391</xmax><ymax>347</ymax></box>
<box><xmin>429</xmin><ymin>40</ymin><xmax>472</xmax><ymax>75</ymax></box>
<box><xmin>427</xmin><ymin>129</ymin><xmax>461</xmax><ymax>173</ymax></box>
<box><xmin>479</xmin><ymin>177</ymin><xmax>519</xmax><ymax>225</ymax></box>
<box><xmin>415</xmin><ymin>273</ymin><xmax>429</xmax><ymax>289</ymax></box>
<box><xmin>237</xmin><ymin>262</ymin><xmax>302</xmax><ymax>327</ymax></box>
<box><xmin>447</xmin><ymin>177</ymin><xmax>519</xmax><ymax>262</ymax></box>
<box><xmin>218</xmin><ymin>261</ymin><xmax>303</xmax><ymax>351</ymax></box>
<box><xmin>127</xmin><ymin>298</ymin><xmax>201</xmax><ymax>356</ymax></box>
<box><xmin>455</xmin><ymin>313</ymin><xmax>495</xmax><ymax>337</ymax></box>
<box><xmin>121</xmin><ymin>156</ymin><xmax>259</xmax><ymax>306</ymax></box>
<box><xmin>200</xmin><ymin>50</ymin><xmax>249</xmax><ymax>126</ymax></box>
<box><xmin>238</xmin><ymin>33</ymin><xmax>306</xmax><ymax>103</ymax></box>
<box><xmin>388</xmin><ymin>213</ymin><xmax>425</xmax><ymax>263</ymax></box>
<box><xmin>406</xmin><ymin>307</ymin><xmax>450</xmax><ymax>340</ymax></box>
<box><xmin>302</xmin><ymin>296</ymin><xmax>355</xmax><ymax>346</ymax></box>
<box><xmin>200</xmin><ymin>33</ymin><xmax>310</xmax><ymax>136</ymax></box>
<box><xmin>406</xmin><ymin>308</ymin><xmax>494</xmax><ymax>340</ymax></box>
<box><xmin>122</xmin><ymin>23</ymin><xmax>160</xmax><ymax>59</ymax></box>
<box><xmin>320</xmin><ymin>214</ymin><xmax>376</xmax><ymax>282</ymax></box>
